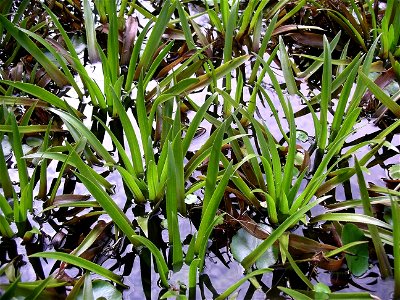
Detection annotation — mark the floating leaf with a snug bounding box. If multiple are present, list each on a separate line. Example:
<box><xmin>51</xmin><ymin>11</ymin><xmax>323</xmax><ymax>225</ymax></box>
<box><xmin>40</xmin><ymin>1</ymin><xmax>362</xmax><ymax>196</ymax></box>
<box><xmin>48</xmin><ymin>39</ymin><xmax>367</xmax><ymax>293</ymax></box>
<box><xmin>388</xmin><ymin>164</ymin><xmax>400</xmax><ymax>180</ymax></box>
<box><xmin>342</xmin><ymin>223</ymin><xmax>369</xmax><ymax>276</ymax></box>
<box><xmin>296</xmin><ymin>130</ymin><xmax>309</xmax><ymax>143</ymax></box>
<box><xmin>76</xmin><ymin>280</ymin><xmax>122</xmax><ymax>300</ymax></box>
<box><xmin>184</xmin><ymin>194</ymin><xmax>198</xmax><ymax>205</ymax></box>
<box><xmin>231</xmin><ymin>225</ymin><xmax>278</xmax><ymax>269</ymax></box>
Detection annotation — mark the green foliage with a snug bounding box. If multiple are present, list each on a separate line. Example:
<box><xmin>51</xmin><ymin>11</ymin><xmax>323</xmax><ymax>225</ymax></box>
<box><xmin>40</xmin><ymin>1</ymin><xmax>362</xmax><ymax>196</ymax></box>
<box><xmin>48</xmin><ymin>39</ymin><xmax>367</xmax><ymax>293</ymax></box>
<box><xmin>0</xmin><ymin>1</ymin><xmax>398</xmax><ymax>299</ymax></box>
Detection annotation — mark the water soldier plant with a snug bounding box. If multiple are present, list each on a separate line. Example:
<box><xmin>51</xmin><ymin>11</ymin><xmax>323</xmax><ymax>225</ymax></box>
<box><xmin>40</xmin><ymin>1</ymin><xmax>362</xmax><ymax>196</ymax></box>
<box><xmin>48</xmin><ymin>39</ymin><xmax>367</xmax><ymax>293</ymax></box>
<box><xmin>0</xmin><ymin>0</ymin><xmax>399</xmax><ymax>299</ymax></box>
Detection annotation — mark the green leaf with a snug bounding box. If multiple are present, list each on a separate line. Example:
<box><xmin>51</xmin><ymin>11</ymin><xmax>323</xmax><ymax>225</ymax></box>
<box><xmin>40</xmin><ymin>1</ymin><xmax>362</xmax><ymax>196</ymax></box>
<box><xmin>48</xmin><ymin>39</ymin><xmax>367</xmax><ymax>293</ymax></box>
<box><xmin>355</xmin><ymin>157</ymin><xmax>392</xmax><ymax>278</ymax></box>
<box><xmin>29</xmin><ymin>252</ymin><xmax>126</xmax><ymax>287</ymax></box>
<box><xmin>136</xmin><ymin>0</ymin><xmax>175</xmax><ymax>76</ymax></box>
<box><xmin>310</xmin><ymin>213</ymin><xmax>392</xmax><ymax>230</ymax></box>
<box><xmin>112</xmin><ymin>96</ymin><xmax>144</xmax><ymax>176</ymax></box>
<box><xmin>195</xmin><ymin>161</ymin><xmax>234</xmax><ymax>256</ymax></box>
<box><xmin>76</xmin><ymin>280</ymin><xmax>122</xmax><ymax>300</ymax></box>
<box><xmin>342</xmin><ymin>223</ymin><xmax>369</xmax><ymax>276</ymax></box>
<box><xmin>203</xmin><ymin>122</ymin><xmax>226</xmax><ymax>211</ymax></box>
<box><xmin>188</xmin><ymin>258</ymin><xmax>200</xmax><ymax>299</ymax></box>
<box><xmin>279</xmin><ymin>36</ymin><xmax>298</xmax><ymax>95</ymax></box>
<box><xmin>116</xmin><ymin>166</ymin><xmax>146</xmax><ymax>203</ymax></box>
<box><xmin>24</xmin><ymin>276</ymin><xmax>54</xmax><ymax>300</ymax></box>
<box><xmin>318</xmin><ymin>35</ymin><xmax>332</xmax><ymax>151</ymax></box>
<box><xmin>83</xmin><ymin>0</ymin><xmax>99</xmax><ymax>62</ymax></box>
<box><xmin>82</xmin><ymin>272</ymin><xmax>94</xmax><ymax>300</ymax></box>
<box><xmin>184</xmin><ymin>55</ymin><xmax>250</xmax><ymax>93</ymax></box>
<box><xmin>0</xmin><ymin>81</ymin><xmax>71</xmax><ymax>112</ymax></box>
<box><xmin>17</xmin><ymin>27</ymin><xmax>82</xmax><ymax>97</ymax></box>
<box><xmin>392</xmin><ymin>197</ymin><xmax>400</xmax><ymax>298</ymax></box>
<box><xmin>49</xmin><ymin>109</ymin><xmax>115</xmax><ymax>164</ymax></box>
<box><xmin>389</xmin><ymin>164</ymin><xmax>400</xmax><ymax>179</ymax></box>
<box><xmin>0</xmin><ymin>136</ymin><xmax>13</xmax><ymax>197</ymax></box>
<box><xmin>9</xmin><ymin>113</ymin><xmax>29</xmax><ymax>193</ymax></box>
<box><xmin>281</xmin><ymin>246</ymin><xmax>313</xmax><ymax>289</ymax></box>
<box><xmin>296</xmin><ymin>130</ymin><xmax>309</xmax><ymax>143</ymax></box>
<box><xmin>314</xmin><ymin>282</ymin><xmax>331</xmax><ymax>294</ymax></box>
<box><xmin>215</xmin><ymin>269</ymin><xmax>272</xmax><ymax>300</ymax></box>
<box><xmin>166</xmin><ymin>142</ymin><xmax>183</xmax><ymax>271</ymax></box>
<box><xmin>62</xmin><ymin>148</ymin><xmax>169</xmax><ymax>286</ymax></box>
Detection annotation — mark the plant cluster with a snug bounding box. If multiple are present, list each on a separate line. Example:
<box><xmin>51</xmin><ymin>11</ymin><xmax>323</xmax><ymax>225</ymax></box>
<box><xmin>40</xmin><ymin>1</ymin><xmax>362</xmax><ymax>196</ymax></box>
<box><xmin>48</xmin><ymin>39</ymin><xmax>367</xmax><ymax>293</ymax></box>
<box><xmin>0</xmin><ymin>0</ymin><xmax>399</xmax><ymax>299</ymax></box>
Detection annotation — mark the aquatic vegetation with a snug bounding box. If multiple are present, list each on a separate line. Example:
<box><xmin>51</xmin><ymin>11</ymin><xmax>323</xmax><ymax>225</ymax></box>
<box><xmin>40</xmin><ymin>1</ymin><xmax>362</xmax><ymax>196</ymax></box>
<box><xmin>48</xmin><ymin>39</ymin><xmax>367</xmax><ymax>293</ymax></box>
<box><xmin>0</xmin><ymin>0</ymin><xmax>399</xmax><ymax>299</ymax></box>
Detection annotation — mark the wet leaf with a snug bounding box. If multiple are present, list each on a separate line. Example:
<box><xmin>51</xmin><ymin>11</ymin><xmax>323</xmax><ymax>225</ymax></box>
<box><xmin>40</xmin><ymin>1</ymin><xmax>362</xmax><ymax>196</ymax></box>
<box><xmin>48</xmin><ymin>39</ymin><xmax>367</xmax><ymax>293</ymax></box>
<box><xmin>313</xmin><ymin>252</ymin><xmax>345</xmax><ymax>271</ymax></box>
<box><xmin>184</xmin><ymin>194</ymin><xmax>198</xmax><ymax>205</ymax></box>
<box><xmin>279</xmin><ymin>36</ymin><xmax>298</xmax><ymax>95</ymax></box>
<box><xmin>231</xmin><ymin>225</ymin><xmax>278</xmax><ymax>269</ymax></box>
<box><xmin>160</xmin><ymin>290</ymin><xmax>179</xmax><ymax>299</ymax></box>
<box><xmin>388</xmin><ymin>164</ymin><xmax>400</xmax><ymax>180</ymax></box>
<box><xmin>296</xmin><ymin>130</ymin><xmax>309</xmax><ymax>143</ymax></box>
<box><xmin>314</xmin><ymin>282</ymin><xmax>331</xmax><ymax>299</ymax></box>
<box><xmin>279</xmin><ymin>287</ymin><xmax>313</xmax><ymax>300</ymax></box>
<box><xmin>76</xmin><ymin>280</ymin><xmax>122</xmax><ymax>300</ymax></box>
<box><xmin>288</xmin><ymin>32</ymin><xmax>325</xmax><ymax>49</ymax></box>
<box><xmin>121</xmin><ymin>16</ymin><xmax>138</xmax><ymax>65</ymax></box>
<box><xmin>29</xmin><ymin>252</ymin><xmax>126</xmax><ymax>287</ymax></box>
<box><xmin>26</xmin><ymin>137</ymin><xmax>43</xmax><ymax>148</ymax></box>
<box><xmin>342</xmin><ymin>223</ymin><xmax>369</xmax><ymax>276</ymax></box>
<box><xmin>53</xmin><ymin>194</ymin><xmax>91</xmax><ymax>204</ymax></box>
<box><xmin>289</xmin><ymin>234</ymin><xmax>336</xmax><ymax>254</ymax></box>
<box><xmin>215</xmin><ymin>269</ymin><xmax>272</xmax><ymax>300</ymax></box>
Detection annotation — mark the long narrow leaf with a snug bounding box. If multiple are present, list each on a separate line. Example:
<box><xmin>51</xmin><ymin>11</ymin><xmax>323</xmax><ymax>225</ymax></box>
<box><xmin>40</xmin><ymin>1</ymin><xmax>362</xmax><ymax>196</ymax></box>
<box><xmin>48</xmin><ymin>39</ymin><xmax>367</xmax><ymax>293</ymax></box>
<box><xmin>279</xmin><ymin>36</ymin><xmax>298</xmax><ymax>95</ymax></box>
<box><xmin>318</xmin><ymin>35</ymin><xmax>331</xmax><ymax>151</ymax></box>
<box><xmin>29</xmin><ymin>252</ymin><xmax>125</xmax><ymax>287</ymax></box>
<box><xmin>215</xmin><ymin>269</ymin><xmax>272</xmax><ymax>300</ymax></box>
<box><xmin>0</xmin><ymin>15</ymin><xmax>69</xmax><ymax>87</ymax></box>
<box><xmin>359</xmin><ymin>71</ymin><xmax>400</xmax><ymax>117</ymax></box>
<box><xmin>166</xmin><ymin>143</ymin><xmax>183</xmax><ymax>271</ymax></box>
<box><xmin>355</xmin><ymin>158</ymin><xmax>392</xmax><ymax>278</ymax></box>
<box><xmin>49</xmin><ymin>109</ymin><xmax>115</xmax><ymax>164</ymax></box>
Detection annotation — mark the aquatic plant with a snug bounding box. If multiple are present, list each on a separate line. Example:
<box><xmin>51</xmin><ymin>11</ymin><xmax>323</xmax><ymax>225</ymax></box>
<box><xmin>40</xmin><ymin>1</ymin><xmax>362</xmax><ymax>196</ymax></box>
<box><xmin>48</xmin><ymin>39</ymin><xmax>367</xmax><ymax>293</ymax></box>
<box><xmin>0</xmin><ymin>0</ymin><xmax>398</xmax><ymax>299</ymax></box>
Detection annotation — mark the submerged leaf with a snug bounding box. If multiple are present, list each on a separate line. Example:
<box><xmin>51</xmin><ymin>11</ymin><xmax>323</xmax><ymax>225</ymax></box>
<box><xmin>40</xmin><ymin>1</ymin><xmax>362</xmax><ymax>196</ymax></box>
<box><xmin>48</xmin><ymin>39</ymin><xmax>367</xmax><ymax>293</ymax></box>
<box><xmin>296</xmin><ymin>130</ymin><xmax>309</xmax><ymax>143</ymax></box>
<box><xmin>388</xmin><ymin>164</ymin><xmax>400</xmax><ymax>180</ymax></box>
<box><xmin>76</xmin><ymin>280</ymin><xmax>122</xmax><ymax>300</ymax></box>
<box><xmin>231</xmin><ymin>225</ymin><xmax>278</xmax><ymax>269</ymax></box>
<box><xmin>184</xmin><ymin>194</ymin><xmax>198</xmax><ymax>205</ymax></box>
